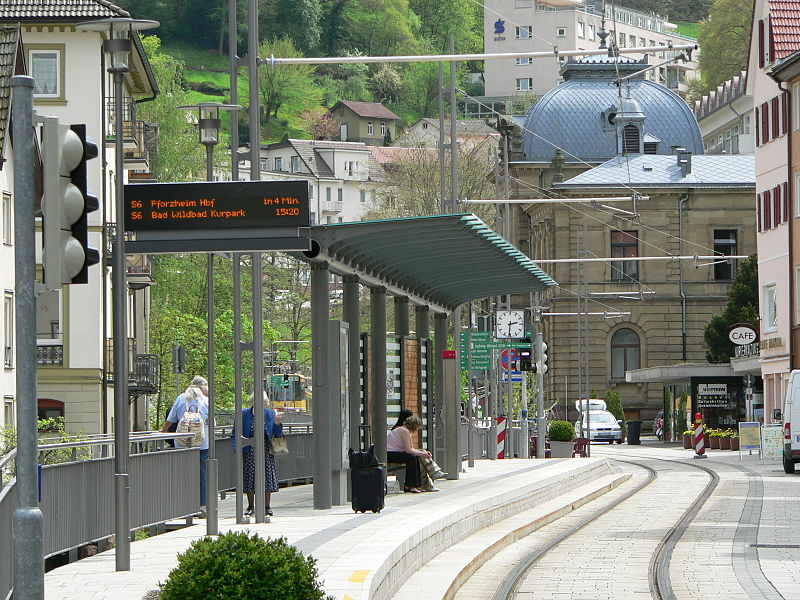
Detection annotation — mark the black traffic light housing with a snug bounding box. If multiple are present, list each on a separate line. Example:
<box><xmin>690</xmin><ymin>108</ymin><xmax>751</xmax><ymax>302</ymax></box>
<box><xmin>519</xmin><ymin>337</ymin><xmax>533</xmax><ymax>371</ymax></box>
<box><xmin>67</xmin><ymin>124</ymin><xmax>99</xmax><ymax>284</ymax></box>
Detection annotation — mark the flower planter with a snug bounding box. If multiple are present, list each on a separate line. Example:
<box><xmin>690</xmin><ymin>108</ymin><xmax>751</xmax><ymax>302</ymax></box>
<box><xmin>683</xmin><ymin>433</ymin><xmax>693</xmax><ymax>449</ymax></box>
<box><xmin>549</xmin><ymin>440</ymin><xmax>574</xmax><ymax>458</ymax></box>
<box><xmin>709</xmin><ymin>435</ymin><xmax>720</xmax><ymax>449</ymax></box>
<box><xmin>719</xmin><ymin>436</ymin><xmax>731</xmax><ymax>450</ymax></box>
<box><xmin>730</xmin><ymin>438</ymin><xmax>740</xmax><ymax>451</ymax></box>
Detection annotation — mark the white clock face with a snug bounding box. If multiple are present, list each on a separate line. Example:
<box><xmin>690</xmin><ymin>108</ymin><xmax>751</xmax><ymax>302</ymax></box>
<box><xmin>495</xmin><ymin>310</ymin><xmax>525</xmax><ymax>338</ymax></box>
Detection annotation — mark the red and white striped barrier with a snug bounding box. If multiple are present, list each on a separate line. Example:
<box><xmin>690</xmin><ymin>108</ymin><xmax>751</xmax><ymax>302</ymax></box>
<box><xmin>693</xmin><ymin>412</ymin><xmax>706</xmax><ymax>458</ymax></box>
<box><xmin>497</xmin><ymin>417</ymin><xmax>506</xmax><ymax>459</ymax></box>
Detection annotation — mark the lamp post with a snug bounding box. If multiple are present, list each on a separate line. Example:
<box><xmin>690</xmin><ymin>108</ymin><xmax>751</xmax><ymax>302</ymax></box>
<box><xmin>76</xmin><ymin>16</ymin><xmax>159</xmax><ymax>572</ymax></box>
<box><xmin>178</xmin><ymin>102</ymin><xmax>240</xmax><ymax>535</ymax></box>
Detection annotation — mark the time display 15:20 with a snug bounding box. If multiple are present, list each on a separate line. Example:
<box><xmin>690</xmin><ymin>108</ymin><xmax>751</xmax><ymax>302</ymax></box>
<box><xmin>124</xmin><ymin>180</ymin><xmax>311</xmax><ymax>231</ymax></box>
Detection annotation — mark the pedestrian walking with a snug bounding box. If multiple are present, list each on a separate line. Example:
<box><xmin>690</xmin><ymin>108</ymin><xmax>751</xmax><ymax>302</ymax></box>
<box><xmin>162</xmin><ymin>375</ymin><xmax>210</xmax><ymax>516</ymax></box>
<box><xmin>231</xmin><ymin>393</ymin><xmax>283</xmax><ymax>516</ymax></box>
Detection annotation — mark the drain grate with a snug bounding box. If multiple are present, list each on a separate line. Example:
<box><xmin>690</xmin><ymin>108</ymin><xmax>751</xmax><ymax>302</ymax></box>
<box><xmin>751</xmin><ymin>544</ymin><xmax>800</xmax><ymax>549</ymax></box>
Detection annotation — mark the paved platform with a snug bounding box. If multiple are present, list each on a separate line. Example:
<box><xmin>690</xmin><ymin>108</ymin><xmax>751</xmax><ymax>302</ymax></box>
<box><xmin>42</xmin><ymin>457</ymin><xmax>615</xmax><ymax>600</ymax></box>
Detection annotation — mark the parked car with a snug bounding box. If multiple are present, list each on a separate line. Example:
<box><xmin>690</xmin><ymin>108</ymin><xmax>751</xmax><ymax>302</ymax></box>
<box><xmin>575</xmin><ymin>409</ymin><xmax>624</xmax><ymax>444</ymax></box>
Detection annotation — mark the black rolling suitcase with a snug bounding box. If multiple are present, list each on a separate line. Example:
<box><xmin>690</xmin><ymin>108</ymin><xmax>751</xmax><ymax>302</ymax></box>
<box><xmin>350</xmin><ymin>465</ymin><xmax>386</xmax><ymax>513</ymax></box>
<box><xmin>348</xmin><ymin>444</ymin><xmax>386</xmax><ymax>513</ymax></box>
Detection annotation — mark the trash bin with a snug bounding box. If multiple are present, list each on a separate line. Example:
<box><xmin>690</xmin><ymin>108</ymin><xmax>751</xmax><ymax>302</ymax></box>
<box><xmin>626</xmin><ymin>420</ymin><xmax>642</xmax><ymax>445</ymax></box>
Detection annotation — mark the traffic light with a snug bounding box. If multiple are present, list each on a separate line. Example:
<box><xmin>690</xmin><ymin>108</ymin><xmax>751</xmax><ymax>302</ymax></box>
<box><xmin>537</xmin><ymin>338</ymin><xmax>549</xmax><ymax>374</ymax></box>
<box><xmin>519</xmin><ymin>337</ymin><xmax>533</xmax><ymax>371</ymax></box>
<box><xmin>41</xmin><ymin>118</ymin><xmax>99</xmax><ymax>287</ymax></box>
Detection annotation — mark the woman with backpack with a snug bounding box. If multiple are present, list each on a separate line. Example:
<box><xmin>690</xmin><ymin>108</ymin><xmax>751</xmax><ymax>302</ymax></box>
<box><xmin>162</xmin><ymin>376</ymin><xmax>210</xmax><ymax>516</ymax></box>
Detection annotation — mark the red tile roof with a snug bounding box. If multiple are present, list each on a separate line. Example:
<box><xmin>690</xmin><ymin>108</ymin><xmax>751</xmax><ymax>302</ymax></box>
<box><xmin>770</xmin><ymin>0</ymin><xmax>800</xmax><ymax>59</ymax></box>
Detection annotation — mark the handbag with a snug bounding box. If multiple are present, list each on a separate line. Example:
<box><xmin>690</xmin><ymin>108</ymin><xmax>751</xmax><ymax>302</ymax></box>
<box><xmin>268</xmin><ymin>436</ymin><xmax>289</xmax><ymax>455</ymax></box>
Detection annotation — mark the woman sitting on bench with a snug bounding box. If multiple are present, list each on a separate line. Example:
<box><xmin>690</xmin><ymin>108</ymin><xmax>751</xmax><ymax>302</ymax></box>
<box><xmin>392</xmin><ymin>410</ymin><xmax>447</xmax><ymax>491</ymax></box>
<box><xmin>387</xmin><ymin>415</ymin><xmax>429</xmax><ymax>493</ymax></box>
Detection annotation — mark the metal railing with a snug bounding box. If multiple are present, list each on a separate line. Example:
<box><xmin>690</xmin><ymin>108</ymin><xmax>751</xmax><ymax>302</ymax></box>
<box><xmin>0</xmin><ymin>427</ymin><xmax>314</xmax><ymax>599</ymax></box>
<box><xmin>36</xmin><ymin>343</ymin><xmax>63</xmax><ymax>366</ymax></box>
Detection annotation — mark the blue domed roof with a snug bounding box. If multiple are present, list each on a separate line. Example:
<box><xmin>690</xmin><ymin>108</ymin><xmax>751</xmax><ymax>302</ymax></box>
<box><xmin>522</xmin><ymin>57</ymin><xmax>703</xmax><ymax>162</ymax></box>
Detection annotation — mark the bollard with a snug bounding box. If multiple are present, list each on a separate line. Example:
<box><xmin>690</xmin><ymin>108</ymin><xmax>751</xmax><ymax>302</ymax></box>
<box><xmin>693</xmin><ymin>412</ymin><xmax>707</xmax><ymax>459</ymax></box>
<box><xmin>497</xmin><ymin>416</ymin><xmax>506</xmax><ymax>459</ymax></box>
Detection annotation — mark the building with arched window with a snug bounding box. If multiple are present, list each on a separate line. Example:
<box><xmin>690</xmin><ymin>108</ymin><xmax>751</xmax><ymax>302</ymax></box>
<box><xmin>495</xmin><ymin>54</ymin><xmax>756</xmax><ymax>423</ymax></box>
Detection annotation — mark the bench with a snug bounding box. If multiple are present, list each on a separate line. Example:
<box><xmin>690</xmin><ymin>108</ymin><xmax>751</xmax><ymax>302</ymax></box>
<box><xmin>386</xmin><ymin>462</ymin><xmax>407</xmax><ymax>492</ymax></box>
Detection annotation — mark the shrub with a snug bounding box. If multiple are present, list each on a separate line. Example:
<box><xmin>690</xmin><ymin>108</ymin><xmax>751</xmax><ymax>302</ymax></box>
<box><xmin>160</xmin><ymin>531</ymin><xmax>334</xmax><ymax>600</ymax></box>
<box><xmin>548</xmin><ymin>420</ymin><xmax>575</xmax><ymax>442</ymax></box>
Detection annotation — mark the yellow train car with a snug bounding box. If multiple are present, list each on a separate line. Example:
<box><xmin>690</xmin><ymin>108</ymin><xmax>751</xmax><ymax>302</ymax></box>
<box><xmin>268</xmin><ymin>373</ymin><xmax>310</xmax><ymax>412</ymax></box>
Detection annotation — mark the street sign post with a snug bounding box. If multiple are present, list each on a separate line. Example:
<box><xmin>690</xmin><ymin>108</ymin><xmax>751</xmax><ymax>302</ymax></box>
<box><xmin>459</xmin><ymin>331</ymin><xmax>530</xmax><ymax>370</ymax></box>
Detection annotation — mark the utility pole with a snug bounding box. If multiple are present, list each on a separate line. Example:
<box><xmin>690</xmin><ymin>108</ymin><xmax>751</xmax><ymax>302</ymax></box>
<box><xmin>11</xmin><ymin>74</ymin><xmax>44</xmax><ymax>600</ymax></box>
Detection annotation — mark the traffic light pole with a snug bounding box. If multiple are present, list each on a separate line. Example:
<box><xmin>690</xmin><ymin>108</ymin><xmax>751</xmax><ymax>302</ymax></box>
<box><xmin>111</xmin><ymin>68</ymin><xmax>131</xmax><ymax>571</ymax></box>
<box><xmin>535</xmin><ymin>331</ymin><xmax>546</xmax><ymax>460</ymax></box>
<box><xmin>11</xmin><ymin>74</ymin><xmax>45</xmax><ymax>600</ymax></box>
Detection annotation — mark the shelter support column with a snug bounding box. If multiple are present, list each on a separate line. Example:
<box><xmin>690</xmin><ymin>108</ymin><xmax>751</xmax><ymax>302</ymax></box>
<box><xmin>370</xmin><ymin>286</ymin><xmax>388</xmax><ymax>463</ymax></box>
<box><xmin>395</xmin><ymin>296</ymin><xmax>410</xmax><ymax>336</ymax></box>
<box><xmin>343</xmin><ymin>275</ymin><xmax>362</xmax><ymax>453</ymax></box>
<box><xmin>445</xmin><ymin>311</ymin><xmax>460</xmax><ymax>479</ymax></box>
<box><xmin>416</xmin><ymin>305</ymin><xmax>429</xmax><ymax>339</ymax></box>
<box><xmin>311</xmin><ymin>262</ymin><xmax>332</xmax><ymax>509</ymax></box>
<box><xmin>433</xmin><ymin>312</ymin><xmax>447</xmax><ymax>466</ymax></box>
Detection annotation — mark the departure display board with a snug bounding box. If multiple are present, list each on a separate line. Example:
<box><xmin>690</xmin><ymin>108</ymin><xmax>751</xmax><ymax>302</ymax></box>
<box><xmin>124</xmin><ymin>180</ymin><xmax>310</xmax><ymax>231</ymax></box>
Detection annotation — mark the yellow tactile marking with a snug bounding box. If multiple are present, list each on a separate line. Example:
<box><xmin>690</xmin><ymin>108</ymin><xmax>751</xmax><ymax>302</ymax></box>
<box><xmin>348</xmin><ymin>570</ymin><xmax>370</xmax><ymax>583</ymax></box>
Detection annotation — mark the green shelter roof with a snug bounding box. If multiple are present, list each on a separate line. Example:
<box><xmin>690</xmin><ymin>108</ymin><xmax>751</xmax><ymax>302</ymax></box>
<box><xmin>300</xmin><ymin>213</ymin><xmax>556</xmax><ymax>313</ymax></box>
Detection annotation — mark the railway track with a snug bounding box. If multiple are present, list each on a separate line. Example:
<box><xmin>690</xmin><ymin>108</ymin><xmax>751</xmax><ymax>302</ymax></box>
<box><xmin>477</xmin><ymin>455</ymin><xmax>722</xmax><ymax>600</ymax></box>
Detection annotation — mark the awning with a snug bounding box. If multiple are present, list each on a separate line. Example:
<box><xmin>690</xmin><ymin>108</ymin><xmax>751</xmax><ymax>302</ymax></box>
<box><xmin>626</xmin><ymin>363</ymin><xmax>737</xmax><ymax>384</ymax></box>
<box><xmin>297</xmin><ymin>213</ymin><xmax>556</xmax><ymax>313</ymax></box>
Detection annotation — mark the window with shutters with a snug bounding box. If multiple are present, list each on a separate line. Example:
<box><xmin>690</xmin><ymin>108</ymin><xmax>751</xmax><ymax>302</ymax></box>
<box><xmin>764</xmin><ymin>189</ymin><xmax>772</xmax><ymax>229</ymax></box>
<box><xmin>762</xmin><ymin>102</ymin><xmax>770</xmax><ymax>144</ymax></box>
<box><xmin>783</xmin><ymin>182</ymin><xmax>789</xmax><ymax>223</ymax></box>
<box><xmin>773</xmin><ymin>185</ymin><xmax>781</xmax><ymax>227</ymax></box>
<box><xmin>758</xmin><ymin>20</ymin><xmax>765</xmax><ymax>68</ymax></box>
<box><xmin>772</xmin><ymin>97</ymin><xmax>780</xmax><ymax>139</ymax></box>
<box><xmin>622</xmin><ymin>125</ymin><xmax>640</xmax><ymax>153</ymax></box>
<box><xmin>757</xmin><ymin>193</ymin><xmax>762</xmax><ymax>231</ymax></box>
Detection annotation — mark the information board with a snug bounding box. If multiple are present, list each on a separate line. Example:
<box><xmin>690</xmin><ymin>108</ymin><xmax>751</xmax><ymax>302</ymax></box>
<box><xmin>761</xmin><ymin>424</ymin><xmax>783</xmax><ymax>461</ymax></box>
<box><xmin>124</xmin><ymin>180</ymin><xmax>310</xmax><ymax>231</ymax></box>
<box><xmin>738</xmin><ymin>422</ymin><xmax>761</xmax><ymax>451</ymax></box>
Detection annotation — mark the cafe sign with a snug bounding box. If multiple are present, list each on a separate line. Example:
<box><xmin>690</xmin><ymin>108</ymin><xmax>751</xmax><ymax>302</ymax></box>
<box><xmin>729</xmin><ymin>324</ymin><xmax>757</xmax><ymax>346</ymax></box>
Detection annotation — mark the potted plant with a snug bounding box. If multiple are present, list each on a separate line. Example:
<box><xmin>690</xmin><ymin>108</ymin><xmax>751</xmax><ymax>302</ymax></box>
<box><xmin>707</xmin><ymin>428</ymin><xmax>721</xmax><ymax>449</ymax></box>
<box><xmin>683</xmin><ymin>430</ymin><xmax>693</xmax><ymax>449</ymax></box>
<box><xmin>548</xmin><ymin>420</ymin><xmax>575</xmax><ymax>458</ymax></box>
<box><xmin>730</xmin><ymin>429</ymin><xmax>740</xmax><ymax>451</ymax></box>
<box><xmin>719</xmin><ymin>429</ymin><xmax>732</xmax><ymax>450</ymax></box>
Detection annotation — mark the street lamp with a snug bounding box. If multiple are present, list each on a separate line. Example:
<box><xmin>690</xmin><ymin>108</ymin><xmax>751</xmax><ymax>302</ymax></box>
<box><xmin>178</xmin><ymin>102</ymin><xmax>239</xmax><ymax>534</ymax></box>
<box><xmin>76</xmin><ymin>16</ymin><xmax>159</xmax><ymax>573</ymax></box>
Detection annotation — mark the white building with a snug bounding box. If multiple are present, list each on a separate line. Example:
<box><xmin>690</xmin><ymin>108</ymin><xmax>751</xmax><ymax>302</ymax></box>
<box><xmin>241</xmin><ymin>139</ymin><xmax>385</xmax><ymax>224</ymax></box>
<box><xmin>0</xmin><ymin>26</ymin><xmax>23</xmax><ymax>431</ymax></box>
<box><xmin>480</xmin><ymin>0</ymin><xmax>698</xmax><ymax>106</ymax></box>
<box><xmin>746</xmin><ymin>0</ymin><xmax>798</xmax><ymax>423</ymax></box>
<box><xmin>693</xmin><ymin>71</ymin><xmax>755</xmax><ymax>155</ymax></box>
<box><xmin>0</xmin><ymin>1</ymin><xmax>159</xmax><ymax>434</ymax></box>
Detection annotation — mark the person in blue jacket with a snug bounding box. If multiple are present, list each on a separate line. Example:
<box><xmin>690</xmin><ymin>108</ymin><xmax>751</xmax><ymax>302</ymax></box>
<box><xmin>231</xmin><ymin>393</ymin><xmax>283</xmax><ymax>516</ymax></box>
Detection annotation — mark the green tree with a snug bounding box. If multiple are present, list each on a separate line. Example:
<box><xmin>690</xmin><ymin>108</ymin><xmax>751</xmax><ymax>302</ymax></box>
<box><xmin>274</xmin><ymin>0</ymin><xmax>323</xmax><ymax>54</ymax></box>
<box><xmin>258</xmin><ymin>37</ymin><xmax>321</xmax><ymax>121</ymax></box>
<box><xmin>704</xmin><ymin>254</ymin><xmax>759</xmax><ymax>363</ymax></box>
<box><xmin>136</xmin><ymin>35</ymin><xmax>229</xmax><ymax>182</ymax></box>
<box><xmin>341</xmin><ymin>0</ymin><xmax>420</xmax><ymax>56</ymax></box>
<box><xmin>370</xmin><ymin>64</ymin><xmax>403</xmax><ymax>103</ymax></box>
<box><xmin>364</xmin><ymin>142</ymin><xmax>496</xmax><ymax>223</ymax></box>
<box><xmin>409</xmin><ymin>0</ymin><xmax>482</xmax><ymax>53</ymax></box>
<box><xmin>697</xmin><ymin>0</ymin><xmax>754</xmax><ymax>91</ymax></box>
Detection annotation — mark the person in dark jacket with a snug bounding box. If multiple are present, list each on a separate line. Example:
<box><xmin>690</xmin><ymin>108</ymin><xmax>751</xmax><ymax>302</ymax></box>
<box><xmin>231</xmin><ymin>393</ymin><xmax>283</xmax><ymax>516</ymax></box>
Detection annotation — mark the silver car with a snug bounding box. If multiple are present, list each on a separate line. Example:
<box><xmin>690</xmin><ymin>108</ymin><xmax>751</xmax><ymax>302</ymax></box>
<box><xmin>575</xmin><ymin>410</ymin><xmax>623</xmax><ymax>444</ymax></box>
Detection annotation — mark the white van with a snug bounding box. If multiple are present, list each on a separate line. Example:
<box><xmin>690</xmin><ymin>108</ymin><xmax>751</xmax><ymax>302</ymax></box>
<box><xmin>574</xmin><ymin>399</ymin><xmax>623</xmax><ymax>444</ymax></box>
<box><xmin>782</xmin><ymin>370</ymin><xmax>800</xmax><ymax>473</ymax></box>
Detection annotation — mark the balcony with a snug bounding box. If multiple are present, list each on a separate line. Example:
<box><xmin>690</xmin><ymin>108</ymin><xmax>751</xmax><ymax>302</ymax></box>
<box><xmin>127</xmin><ymin>256</ymin><xmax>156</xmax><ymax>290</ymax></box>
<box><xmin>36</xmin><ymin>343</ymin><xmax>63</xmax><ymax>366</ymax></box>
<box><xmin>105</xmin><ymin>98</ymin><xmax>157</xmax><ymax>172</ymax></box>
<box><xmin>322</xmin><ymin>200</ymin><xmax>343</xmax><ymax>214</ymax></box>
<box><xmin>105</xmin><ymin>338</ymin><xmax>161</xmax><ymax>400</ymax></box>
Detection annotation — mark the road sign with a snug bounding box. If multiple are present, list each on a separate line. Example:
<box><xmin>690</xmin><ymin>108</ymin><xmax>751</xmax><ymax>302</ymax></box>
<box><xmin>501</xmin><ymin>371</ymin><xmax>523</xmax><ymax>382</ymax></box>
<box><xmin>500</xmin><ymin>348</ymin><xmax>520</xmax><ymax>370</ymax></box>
